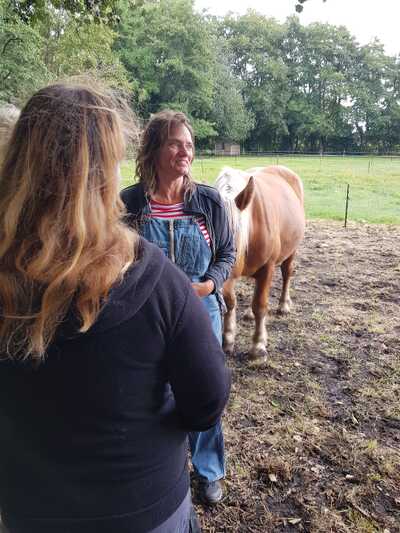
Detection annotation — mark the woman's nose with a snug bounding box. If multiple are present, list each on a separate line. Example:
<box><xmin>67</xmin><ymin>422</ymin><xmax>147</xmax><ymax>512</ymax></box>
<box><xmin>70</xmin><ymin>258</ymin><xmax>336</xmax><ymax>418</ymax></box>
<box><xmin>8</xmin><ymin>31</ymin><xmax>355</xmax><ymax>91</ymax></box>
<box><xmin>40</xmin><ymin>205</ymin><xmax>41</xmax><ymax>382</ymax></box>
<box><xmin>179</xmin><ymin>145</ymin><xmax>189</xmax><ymax>156</ymax></box>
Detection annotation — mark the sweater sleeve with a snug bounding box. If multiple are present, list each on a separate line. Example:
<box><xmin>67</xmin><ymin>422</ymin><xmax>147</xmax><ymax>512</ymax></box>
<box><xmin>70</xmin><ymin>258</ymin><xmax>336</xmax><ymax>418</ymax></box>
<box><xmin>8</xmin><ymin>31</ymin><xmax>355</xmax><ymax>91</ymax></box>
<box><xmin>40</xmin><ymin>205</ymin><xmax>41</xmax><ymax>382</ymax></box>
<box><xmin>165</xmin><ymin>285</ymin><xmax>231</xmax><ymax>431</ymax></box>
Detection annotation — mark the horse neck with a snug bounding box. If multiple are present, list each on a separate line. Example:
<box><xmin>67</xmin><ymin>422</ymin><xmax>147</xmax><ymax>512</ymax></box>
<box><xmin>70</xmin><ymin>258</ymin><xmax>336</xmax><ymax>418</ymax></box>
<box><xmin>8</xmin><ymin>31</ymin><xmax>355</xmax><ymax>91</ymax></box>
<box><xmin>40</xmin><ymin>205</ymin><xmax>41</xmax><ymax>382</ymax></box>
<box><xmin>223</xmin><ymin>198</ymin><xmax>250</xmax><ymax>263</ymax></box>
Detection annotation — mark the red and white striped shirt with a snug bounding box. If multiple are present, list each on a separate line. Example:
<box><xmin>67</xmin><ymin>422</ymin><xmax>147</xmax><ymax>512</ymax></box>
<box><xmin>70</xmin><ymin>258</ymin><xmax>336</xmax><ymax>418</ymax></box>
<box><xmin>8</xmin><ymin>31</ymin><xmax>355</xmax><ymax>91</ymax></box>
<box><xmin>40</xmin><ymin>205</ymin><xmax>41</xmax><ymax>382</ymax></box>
<box><xmin>149</xmin><ymin>199</ymin><xmax>211</xmax><ymax>246</ymax></box>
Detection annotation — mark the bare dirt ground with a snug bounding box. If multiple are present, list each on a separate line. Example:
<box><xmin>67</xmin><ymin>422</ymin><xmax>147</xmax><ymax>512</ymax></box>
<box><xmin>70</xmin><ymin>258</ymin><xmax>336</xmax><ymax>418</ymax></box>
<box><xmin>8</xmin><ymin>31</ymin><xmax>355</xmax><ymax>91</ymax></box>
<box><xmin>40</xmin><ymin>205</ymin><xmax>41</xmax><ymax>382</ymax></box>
<box><xmin>195</xmin><ymin>220</ymin><xmax>400</xmax><ymax>533</ymax></box>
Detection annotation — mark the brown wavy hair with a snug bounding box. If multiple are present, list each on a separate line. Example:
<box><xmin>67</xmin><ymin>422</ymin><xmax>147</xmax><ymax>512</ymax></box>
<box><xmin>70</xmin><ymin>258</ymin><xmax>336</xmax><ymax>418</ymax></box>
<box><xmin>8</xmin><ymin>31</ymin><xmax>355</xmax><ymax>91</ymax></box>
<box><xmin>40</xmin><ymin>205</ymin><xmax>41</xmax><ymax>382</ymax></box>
<box><xmin>135</xmin><ymin>109</ymin><xmax>196</xmax><ymax>195</ymax></box>
<box><xmin>0</xmin><ymin>83</ymin><xmax>139</xmax><ymax>362</ymax></box>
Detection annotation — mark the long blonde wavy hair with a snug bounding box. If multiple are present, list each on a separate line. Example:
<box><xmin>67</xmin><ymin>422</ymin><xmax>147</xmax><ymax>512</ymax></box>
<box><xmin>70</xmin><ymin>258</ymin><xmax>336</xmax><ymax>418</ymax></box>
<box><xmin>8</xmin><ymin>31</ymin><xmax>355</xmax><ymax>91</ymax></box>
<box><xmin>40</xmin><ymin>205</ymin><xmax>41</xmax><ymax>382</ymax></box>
<box><xmin>0</xmin><ymin>83</ymin><xmax>139</xmax><ymax>362</ymax></box>
<box><xmin>135</xmin><ymin>109</ymin><xmax>196</xmax><ymax>196</ymax></box>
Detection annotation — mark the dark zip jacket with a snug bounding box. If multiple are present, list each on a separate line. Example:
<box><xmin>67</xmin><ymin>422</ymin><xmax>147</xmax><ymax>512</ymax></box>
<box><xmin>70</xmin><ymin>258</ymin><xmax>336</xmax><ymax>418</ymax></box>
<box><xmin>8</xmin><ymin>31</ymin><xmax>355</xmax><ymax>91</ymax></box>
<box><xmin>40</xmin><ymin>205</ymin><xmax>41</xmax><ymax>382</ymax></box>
<box><xmin>121</xmin><ymin>182</ymin><xmax>236</xmax><ymax>294</ymax></box>
<box><xmin>0</xmin><ymin>239</ymin><xmax>231</xmax><ymax>533</ymax></box>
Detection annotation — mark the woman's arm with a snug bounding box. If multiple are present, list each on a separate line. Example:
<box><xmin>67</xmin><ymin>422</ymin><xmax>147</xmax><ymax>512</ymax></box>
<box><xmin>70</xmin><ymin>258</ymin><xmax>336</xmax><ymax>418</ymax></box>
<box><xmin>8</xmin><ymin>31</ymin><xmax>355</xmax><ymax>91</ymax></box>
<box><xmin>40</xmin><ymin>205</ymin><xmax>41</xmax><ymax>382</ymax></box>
<box><xmin>166</xmin><ymin>285</ymin><xmax>231</xmax><ymax>431</ymax></box>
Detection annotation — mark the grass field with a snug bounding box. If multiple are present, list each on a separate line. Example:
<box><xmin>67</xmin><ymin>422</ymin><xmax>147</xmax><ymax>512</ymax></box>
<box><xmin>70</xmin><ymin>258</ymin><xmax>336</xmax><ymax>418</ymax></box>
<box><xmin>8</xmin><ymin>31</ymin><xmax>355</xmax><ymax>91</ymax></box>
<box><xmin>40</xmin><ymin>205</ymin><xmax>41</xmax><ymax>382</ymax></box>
<box><xmin>121</xmin><ymin>155</ymin><xmax>400</xmax><ymax>225</ymax></box>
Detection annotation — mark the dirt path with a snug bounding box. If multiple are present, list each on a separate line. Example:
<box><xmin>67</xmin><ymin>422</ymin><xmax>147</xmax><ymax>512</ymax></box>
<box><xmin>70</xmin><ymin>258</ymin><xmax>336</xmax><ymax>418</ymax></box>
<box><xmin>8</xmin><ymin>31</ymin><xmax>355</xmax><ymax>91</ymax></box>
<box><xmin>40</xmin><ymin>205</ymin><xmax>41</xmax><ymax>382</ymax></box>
<box><xmin>196</xmin><ymin>220</ymin><xmax>400</xmax><ymax>532</ymax></box>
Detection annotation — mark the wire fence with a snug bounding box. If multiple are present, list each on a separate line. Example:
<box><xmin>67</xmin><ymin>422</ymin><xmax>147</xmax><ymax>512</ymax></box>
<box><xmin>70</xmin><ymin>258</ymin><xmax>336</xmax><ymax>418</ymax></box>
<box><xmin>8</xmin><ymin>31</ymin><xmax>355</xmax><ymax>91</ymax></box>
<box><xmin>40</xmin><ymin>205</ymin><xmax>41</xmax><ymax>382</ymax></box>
<box><xmin>121</xmin><ymin>152</ymin><xmax>400</xmax><ymax>224</ymax></box>
<box><xmin>191</xmin><ymin>153</ymin><xmax>400</xmax><ymax>225</ymax></box>
<box><xmin>196</xmin><ymin>150</ymin><xmax>400</xmax><ymax>159</ymax></box>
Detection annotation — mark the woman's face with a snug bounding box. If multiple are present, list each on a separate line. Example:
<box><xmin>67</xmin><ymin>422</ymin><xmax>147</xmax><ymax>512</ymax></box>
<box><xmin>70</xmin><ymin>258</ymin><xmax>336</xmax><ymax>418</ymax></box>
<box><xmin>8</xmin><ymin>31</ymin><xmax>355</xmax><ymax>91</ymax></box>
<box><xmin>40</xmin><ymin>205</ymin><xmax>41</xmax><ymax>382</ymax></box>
<box><xmin>156</xmin><ymin>123</ymin><xmax>194</xmax><ymax>181</ymax></box>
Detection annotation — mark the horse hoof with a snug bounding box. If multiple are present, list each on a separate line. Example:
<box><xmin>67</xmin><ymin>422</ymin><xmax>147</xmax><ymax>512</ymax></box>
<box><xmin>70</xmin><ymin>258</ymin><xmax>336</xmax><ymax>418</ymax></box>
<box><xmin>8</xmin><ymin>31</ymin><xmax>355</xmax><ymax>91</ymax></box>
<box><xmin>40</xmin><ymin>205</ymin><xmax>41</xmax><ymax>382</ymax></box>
<box><xmin>277</xmin><ymin>300</ymin><xmax>292</xmax><ymax>314</ymax></box>
<box><xmin>248</xmin><ymin>354</ymin><xmax>268</xmax><ymax>367</ymax></box>
<box><xmin>223</xmin><ymin>344</ymin><xmax>235</xmax><ymax>357</ymax></box>
<box><xmin>249</xmin><ymin>347</ymin><xmax>267</xmax><ymax>362</ymax></box>
<box><xmin>242</xmin><ymin>308</ymin><xmax>254</xmax><ymax>321</ymax></box>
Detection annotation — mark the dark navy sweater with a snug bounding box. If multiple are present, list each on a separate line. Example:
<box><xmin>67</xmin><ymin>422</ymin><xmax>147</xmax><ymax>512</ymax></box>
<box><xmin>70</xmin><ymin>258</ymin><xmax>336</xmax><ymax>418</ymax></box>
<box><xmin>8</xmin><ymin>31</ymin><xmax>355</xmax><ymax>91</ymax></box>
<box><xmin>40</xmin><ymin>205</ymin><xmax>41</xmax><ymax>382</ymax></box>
<box><xmin>0</xmin><ymin>239</ymin><xmax>231</xmax><ymax>533</ymax></box>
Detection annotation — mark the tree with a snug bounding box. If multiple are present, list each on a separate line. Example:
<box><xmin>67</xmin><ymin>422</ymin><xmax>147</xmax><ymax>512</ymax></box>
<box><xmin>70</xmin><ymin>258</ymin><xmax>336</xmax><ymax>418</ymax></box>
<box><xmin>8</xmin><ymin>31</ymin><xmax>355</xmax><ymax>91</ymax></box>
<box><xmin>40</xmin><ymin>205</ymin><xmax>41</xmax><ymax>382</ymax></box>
<box><xmin>348</xmin><ymin>41</ymin><xmax>396</xmax><ymax>151</ymax></box>
<box><xmin>208</xmin><ymin>34</ymin><xmax>254</xmax><ymax>143</ymax></box>
<box><xmin>210</xmin><ymin>60</ymin><xmax>254</xmax><ymax>143</ymax></box>
<box><xmin>378</xmin><ymin>56</ymin><xmax>400</xmax><ymax>151</ymax></box>
<box><xmin>1</xmin><ymin>0</ymin><xmax>49</xmax><ymax>102</ymax></box>
<box><xmin>38</xmin><ymin>7</ymin><xmax>129</xmax><ymax>89</ymax></box>
<box><xmin>221</xmin><ymin>10</ymin><xmax>289</xmax><ymax>149</ymax></box>
<box><xmin>281</xmin><ymin>18</ymin><xmax>359</xmax><ymax>151</ymax></box>
<box><xmin>7</xmin><ymin>0</ymin><xmax>122</xmax><ymax>25</ymax></box>
<box><xmin>115</xmin><ymin>0</ymin><xmax>216</xmax><ymax>141</ymax></box>
<box><xmin>1</xmin><ymin>0</ymin><xmax>130</xmax><ymax>103</ymax></box>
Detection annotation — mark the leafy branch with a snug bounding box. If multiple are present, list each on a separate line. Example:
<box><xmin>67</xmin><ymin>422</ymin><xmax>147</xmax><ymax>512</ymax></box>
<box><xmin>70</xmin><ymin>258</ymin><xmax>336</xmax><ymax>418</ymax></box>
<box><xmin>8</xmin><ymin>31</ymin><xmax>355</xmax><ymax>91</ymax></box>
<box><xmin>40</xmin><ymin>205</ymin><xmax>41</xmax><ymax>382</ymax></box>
<box><xmin>295</xmin><ymin>0</ymin><xmax>327</xmax><ymax>14</ymax></box>
<box><xmin>2</xmin><ymin>35</ymin><xmax>23</xmax><ymax>55</ymax></box>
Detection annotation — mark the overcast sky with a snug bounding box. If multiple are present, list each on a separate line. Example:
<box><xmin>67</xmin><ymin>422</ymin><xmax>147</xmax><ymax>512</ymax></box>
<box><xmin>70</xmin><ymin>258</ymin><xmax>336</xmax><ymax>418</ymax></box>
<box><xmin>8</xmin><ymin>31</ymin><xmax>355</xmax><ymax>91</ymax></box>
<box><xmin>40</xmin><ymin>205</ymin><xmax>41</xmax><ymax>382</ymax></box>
<box><xmin>194</xmin><ymin>0</ymin><xmax>400</xmax><ymax>57</ymax></box>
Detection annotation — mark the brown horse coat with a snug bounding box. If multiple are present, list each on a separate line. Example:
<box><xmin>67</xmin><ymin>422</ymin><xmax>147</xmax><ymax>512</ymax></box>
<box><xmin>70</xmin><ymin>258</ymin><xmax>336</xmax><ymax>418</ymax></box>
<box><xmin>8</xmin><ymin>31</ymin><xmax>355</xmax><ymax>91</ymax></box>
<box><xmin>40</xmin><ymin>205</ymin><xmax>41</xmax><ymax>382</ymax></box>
<box><xmin>215</xmin><ymin>165</ymin><xmax>305</xmax><ymax>360</ymax></box>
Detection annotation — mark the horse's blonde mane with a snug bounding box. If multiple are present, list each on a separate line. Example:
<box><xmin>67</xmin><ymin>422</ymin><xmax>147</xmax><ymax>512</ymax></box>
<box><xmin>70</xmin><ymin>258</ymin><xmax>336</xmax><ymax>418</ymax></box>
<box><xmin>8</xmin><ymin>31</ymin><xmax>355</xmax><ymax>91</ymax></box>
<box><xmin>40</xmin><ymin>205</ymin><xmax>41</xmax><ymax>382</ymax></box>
<box><xmin>215</xmin><ymin>167</ymin><xmax>251</xmax><ymax>258</ymax></box>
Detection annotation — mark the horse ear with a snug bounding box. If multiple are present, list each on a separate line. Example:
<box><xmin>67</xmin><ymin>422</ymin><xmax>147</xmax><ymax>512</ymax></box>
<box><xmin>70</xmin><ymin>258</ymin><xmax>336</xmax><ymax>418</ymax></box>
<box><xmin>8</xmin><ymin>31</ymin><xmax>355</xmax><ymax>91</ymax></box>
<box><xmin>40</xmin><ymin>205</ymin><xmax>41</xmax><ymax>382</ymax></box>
<box><xmin>235</xmin><ymin>176</ymin><xmax>255</xmax><ymax>211</ymax></box>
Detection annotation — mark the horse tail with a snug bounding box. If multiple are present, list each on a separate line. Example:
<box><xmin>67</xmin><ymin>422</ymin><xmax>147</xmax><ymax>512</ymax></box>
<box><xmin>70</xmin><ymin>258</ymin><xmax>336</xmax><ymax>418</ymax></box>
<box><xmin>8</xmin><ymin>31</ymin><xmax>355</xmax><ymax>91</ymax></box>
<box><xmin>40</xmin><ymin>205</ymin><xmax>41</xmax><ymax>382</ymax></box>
<box><xmin>265</xmin><ymin>165</ymin><xmax>304</xmax><ymax>206</ymax></box>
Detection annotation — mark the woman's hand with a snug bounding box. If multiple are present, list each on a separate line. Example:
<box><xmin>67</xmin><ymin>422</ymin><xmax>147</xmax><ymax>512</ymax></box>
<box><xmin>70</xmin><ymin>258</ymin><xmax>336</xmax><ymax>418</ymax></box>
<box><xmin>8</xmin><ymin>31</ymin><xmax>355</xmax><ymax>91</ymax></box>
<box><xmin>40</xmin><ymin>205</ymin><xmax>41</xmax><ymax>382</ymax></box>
<box><xmin>191</xmin><ymin>280</ymin><xmax>215</xmax><ymax>298</ymax></box>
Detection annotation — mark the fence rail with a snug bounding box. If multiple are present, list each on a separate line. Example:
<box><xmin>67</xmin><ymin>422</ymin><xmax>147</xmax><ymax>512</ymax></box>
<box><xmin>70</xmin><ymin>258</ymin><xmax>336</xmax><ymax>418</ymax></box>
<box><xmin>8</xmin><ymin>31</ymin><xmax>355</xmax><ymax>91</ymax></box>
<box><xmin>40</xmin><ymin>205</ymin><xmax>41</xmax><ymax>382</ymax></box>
<box><xmin>196</xmin><ymin>150</ymin><xmax>400</xmax><ymax>159</ymax></box>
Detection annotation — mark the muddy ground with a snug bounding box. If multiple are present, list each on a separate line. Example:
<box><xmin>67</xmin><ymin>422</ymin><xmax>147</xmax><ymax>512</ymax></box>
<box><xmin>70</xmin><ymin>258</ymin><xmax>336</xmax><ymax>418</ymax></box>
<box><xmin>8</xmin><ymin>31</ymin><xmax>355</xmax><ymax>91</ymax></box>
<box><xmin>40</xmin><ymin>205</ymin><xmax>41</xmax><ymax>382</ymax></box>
<box><xmin>194</xmin><ymin>220</ymin><xmax>400</xmax><ymax>533</ymax></box>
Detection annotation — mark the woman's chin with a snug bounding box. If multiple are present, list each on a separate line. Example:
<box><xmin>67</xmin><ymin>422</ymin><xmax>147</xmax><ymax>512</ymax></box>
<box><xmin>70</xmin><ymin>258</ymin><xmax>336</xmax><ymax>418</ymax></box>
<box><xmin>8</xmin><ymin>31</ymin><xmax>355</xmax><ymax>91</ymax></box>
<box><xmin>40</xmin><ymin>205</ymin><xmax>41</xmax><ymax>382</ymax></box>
<box><xmin>172</xmin><ymin>167</ymin><xmax>189</xmax><ymax>178</ymax></box>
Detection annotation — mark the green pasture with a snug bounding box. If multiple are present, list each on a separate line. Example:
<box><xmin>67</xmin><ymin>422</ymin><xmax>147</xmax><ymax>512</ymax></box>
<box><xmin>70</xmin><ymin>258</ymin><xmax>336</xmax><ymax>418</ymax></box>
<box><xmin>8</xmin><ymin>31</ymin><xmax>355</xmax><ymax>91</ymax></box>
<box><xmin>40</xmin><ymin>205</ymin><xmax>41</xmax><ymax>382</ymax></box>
<box><xmin>121</xmin><ymin>155</ymin><xmax>400</xmax><ymax>225</ymax></box>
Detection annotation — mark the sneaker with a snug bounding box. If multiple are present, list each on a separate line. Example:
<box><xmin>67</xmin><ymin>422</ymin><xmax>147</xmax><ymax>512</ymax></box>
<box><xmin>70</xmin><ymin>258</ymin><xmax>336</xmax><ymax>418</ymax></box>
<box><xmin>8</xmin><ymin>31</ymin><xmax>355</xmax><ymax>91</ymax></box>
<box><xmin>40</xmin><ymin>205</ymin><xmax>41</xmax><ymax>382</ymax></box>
<box><xmin>198</xmin><ymin>479</ymin><xmax>223</xmax><ymax>504</ymax></box>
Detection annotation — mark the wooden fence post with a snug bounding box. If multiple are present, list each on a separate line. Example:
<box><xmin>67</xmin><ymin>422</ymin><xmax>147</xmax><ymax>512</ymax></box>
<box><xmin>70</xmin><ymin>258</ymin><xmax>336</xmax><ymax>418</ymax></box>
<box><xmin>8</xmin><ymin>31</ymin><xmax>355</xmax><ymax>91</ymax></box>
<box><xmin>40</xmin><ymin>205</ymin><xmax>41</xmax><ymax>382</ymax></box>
<box><xmin>344</xmin><ymin>184</ymin><xmax>350</xmax><ymax>228</ymax></box>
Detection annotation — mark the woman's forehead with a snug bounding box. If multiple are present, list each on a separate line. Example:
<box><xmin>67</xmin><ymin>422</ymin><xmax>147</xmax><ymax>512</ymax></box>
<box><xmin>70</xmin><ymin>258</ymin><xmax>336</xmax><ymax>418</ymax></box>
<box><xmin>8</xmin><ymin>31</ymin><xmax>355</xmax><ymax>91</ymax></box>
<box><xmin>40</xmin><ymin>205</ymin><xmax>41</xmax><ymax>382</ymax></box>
<box><xmin>167</xmin><ymin>123</ymin><xmax>192</xmax><ymax>141</ymax></box>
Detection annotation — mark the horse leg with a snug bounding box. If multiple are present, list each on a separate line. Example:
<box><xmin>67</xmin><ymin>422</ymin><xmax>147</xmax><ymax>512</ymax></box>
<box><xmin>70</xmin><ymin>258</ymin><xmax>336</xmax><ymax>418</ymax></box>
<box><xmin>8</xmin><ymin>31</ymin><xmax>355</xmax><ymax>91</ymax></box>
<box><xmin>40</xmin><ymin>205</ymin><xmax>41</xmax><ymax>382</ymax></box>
<box><xmin>222</xmin><ymin>278</ymin><xmax>237</xmax><ymax>356</ymax></box>
<box><xmin>278</xmin><ymin>253</ymin><xmax>296</xmax><ymax>314</ymax></box>
<box><xmin>250</xmin><ymin>263</ymin><xmax>275</xmax><ymax>360</ymax></box>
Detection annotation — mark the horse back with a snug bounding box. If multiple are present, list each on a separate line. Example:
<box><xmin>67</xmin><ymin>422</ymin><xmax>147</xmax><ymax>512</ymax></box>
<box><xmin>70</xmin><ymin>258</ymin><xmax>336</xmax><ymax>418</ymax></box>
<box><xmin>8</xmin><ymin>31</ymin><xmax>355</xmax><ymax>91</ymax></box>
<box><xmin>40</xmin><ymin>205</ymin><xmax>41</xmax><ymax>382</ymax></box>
<box><xmin>261</xmin><ymin>165</ymin><xmax>304</xmax><ymax>206</ymax></box>
<box><xmin>248</xmin><ymin>165</ymin><xmax>304</xmax><ymax>218</ymax></box>
<box><xmin>244</xmin><ymin>165</ymin><xmax>305</xmax><ymax>272</ymax></box>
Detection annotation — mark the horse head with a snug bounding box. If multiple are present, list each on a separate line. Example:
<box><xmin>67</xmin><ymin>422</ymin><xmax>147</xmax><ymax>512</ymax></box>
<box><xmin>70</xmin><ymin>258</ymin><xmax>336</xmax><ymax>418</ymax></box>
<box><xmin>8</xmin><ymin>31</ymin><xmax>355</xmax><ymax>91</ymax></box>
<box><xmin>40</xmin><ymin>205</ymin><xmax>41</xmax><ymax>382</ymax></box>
<box><xmin>215</xmin><ymin>167</ymin><xmax>255</xmax><ymax>262</ymax></box>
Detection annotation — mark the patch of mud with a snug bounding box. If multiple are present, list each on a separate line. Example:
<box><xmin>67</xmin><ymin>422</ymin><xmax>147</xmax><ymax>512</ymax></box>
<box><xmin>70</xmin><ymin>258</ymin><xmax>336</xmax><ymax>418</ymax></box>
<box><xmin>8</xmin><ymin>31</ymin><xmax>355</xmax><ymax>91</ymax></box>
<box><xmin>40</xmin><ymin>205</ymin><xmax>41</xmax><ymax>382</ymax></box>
<box><xmin>197</xmin><ymin>220</ymin><xmax>400</xmax><ymax>532</ymax></box>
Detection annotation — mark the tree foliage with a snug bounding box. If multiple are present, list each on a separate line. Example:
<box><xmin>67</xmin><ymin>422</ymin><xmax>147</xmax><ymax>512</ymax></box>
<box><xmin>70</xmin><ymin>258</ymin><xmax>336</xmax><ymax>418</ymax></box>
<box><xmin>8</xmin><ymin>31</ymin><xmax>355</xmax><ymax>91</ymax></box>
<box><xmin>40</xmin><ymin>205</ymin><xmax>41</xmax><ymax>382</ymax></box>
<box><xmin>221</xmin><ymin>10</ymin><xmax>400</xmax><ymax>151</ymax></box>
<box><xmin>1</xmin><ymin>0</ymin><xmax>130</xmax><ymax>104</ymax></box>
<box><xmin>220</xmin><ymin>10</ymin><xmax>290</xmax><ymax>149</ymax></box>
<box><xmin>210</xmin><ymin>49</ymin><xmax>254</xmax><ymax>142</ymax></box>
<box><xmin>114</xmin><ymin>0</ymin><xmax>215</xmax><ymax>139</ymax></box>
<box><xmin>1</xmin><ymin>0</ymin><xmax>399</xmax><ymax>152</ymax></box>
<box><xmin>7</xmin><ymin>0</ymin><xmax>121</xmax><ymax>25</ymax></box>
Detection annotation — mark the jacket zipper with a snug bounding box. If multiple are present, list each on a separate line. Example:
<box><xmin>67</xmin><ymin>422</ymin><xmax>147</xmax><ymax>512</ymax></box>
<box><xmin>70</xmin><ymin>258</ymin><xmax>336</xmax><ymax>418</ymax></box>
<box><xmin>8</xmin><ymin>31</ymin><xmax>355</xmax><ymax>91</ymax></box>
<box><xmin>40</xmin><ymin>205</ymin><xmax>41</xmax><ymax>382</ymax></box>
<box><xmin>169</xmin><ymin>220</ymin><xmax>175</xmax><ymax>263</ymax></box>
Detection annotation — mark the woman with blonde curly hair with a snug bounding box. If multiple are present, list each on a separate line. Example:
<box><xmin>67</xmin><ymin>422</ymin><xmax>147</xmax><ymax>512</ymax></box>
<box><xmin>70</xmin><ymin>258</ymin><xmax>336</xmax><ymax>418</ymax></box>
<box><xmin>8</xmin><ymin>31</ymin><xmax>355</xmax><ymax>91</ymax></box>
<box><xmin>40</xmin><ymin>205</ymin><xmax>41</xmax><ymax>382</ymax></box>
<box><xmin>0</xmin><ymin>84</ymin><xmax>230</xmax><ymax>533</ymax></box>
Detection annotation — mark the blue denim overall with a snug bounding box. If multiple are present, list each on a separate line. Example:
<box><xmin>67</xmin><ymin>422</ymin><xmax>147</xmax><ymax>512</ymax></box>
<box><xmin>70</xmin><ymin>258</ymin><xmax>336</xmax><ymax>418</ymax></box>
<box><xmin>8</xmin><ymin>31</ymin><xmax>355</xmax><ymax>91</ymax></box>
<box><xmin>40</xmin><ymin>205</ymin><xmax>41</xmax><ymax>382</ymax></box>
<box><xmin>141</xmin><ymin>214</ymin><xmax>225</xmax><ymax>483</ymax></box>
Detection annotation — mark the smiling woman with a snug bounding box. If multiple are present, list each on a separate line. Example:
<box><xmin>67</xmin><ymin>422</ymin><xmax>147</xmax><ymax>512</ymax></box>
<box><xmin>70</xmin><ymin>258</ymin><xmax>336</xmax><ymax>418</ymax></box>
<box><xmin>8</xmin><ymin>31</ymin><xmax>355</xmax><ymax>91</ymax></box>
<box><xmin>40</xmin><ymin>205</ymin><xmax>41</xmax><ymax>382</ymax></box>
<box><xmin>135</xmin><ymin>110</ymin><xmax>196</xmax><ymax>199</ymax></box>
<box><xmin>121</xmin><ymin>109</ymin><xmax>236</xmax><ymax>507</ymax></box>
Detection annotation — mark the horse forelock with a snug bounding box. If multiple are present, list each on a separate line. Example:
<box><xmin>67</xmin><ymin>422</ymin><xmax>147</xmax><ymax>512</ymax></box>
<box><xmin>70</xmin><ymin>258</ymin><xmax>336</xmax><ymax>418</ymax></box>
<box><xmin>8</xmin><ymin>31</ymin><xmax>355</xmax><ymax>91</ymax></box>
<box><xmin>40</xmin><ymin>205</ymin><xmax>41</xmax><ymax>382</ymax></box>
<box><xmin>215</xmin><ymin>167</ymin><xmax>251</xmax><ymax>259</ymax></box>
<box><xmin>215</xmin><ymin>167</ymin><xmax>248</xmax><ymax>198</ymax></box>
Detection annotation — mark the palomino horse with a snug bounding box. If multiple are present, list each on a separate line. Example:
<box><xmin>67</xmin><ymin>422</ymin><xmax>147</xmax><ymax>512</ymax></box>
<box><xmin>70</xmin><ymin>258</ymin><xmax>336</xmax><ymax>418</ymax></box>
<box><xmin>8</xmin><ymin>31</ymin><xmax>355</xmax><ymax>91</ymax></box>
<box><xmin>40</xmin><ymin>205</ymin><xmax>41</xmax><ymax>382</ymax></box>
<box><xmin>215</xmin><ymin>165</ymin><xmax>305</xmax><ymax>361</ymax></box>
